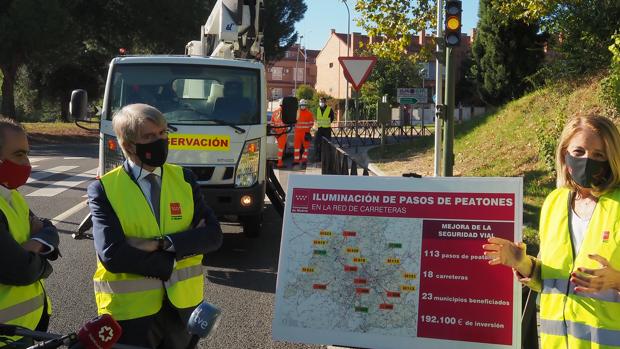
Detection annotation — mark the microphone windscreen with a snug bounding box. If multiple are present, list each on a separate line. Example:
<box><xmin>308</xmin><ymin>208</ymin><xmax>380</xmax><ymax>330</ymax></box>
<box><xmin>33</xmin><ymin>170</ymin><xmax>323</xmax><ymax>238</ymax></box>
<box><xmin>187</xmin><ymin>301</ymin><xmax>222</xmax><ymax>338</ymax></box>
<box><xmin>77</xmin><ymin>314</ymin><xmax>122</xmax><ymax>349</ymax></box>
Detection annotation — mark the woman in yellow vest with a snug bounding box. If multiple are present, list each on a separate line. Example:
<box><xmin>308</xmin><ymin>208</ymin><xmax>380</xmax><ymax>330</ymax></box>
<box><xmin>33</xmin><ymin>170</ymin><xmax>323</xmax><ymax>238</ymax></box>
<box><xmin>87</xmin><ymin>104</ymin><xmax>222</xmax><ymax>348</ymax></box>
<box><xmin>0</xmin><ymin>117</ymin><xmax>60</xmax><ymax>347</ymax></box>
<box><xmin>484</xmin><ymin>114</ymin><xmax>620</xmax><ymax>349</ymax></box>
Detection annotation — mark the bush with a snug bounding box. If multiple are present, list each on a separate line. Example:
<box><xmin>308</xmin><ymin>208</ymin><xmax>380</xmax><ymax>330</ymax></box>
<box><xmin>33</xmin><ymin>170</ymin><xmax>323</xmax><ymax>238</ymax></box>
<box><xmin>599</xmin><ymin>33</ymin><xmax>620</xmax><ymax>116</ymax></box>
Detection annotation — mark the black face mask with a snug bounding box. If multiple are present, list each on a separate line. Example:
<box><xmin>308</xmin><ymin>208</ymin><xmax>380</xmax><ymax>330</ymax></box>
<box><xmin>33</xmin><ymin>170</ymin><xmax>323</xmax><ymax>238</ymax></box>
<box><xmin>565</xmin><ymin>153</ymin><xmax>610</xmax><ymax>188</ymax></box>
<box><xmin>135</xmin><ymin>138</ymin><xmax>168</xmax><ymax>167</ymax></box>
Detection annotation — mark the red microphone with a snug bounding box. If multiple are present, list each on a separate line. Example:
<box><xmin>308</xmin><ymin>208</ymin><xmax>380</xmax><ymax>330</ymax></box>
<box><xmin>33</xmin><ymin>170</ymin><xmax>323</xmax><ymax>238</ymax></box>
<box><xmin>73</xmin><ymin>314</ymin><xmax>122</xmax><ymax>349</ymax></box>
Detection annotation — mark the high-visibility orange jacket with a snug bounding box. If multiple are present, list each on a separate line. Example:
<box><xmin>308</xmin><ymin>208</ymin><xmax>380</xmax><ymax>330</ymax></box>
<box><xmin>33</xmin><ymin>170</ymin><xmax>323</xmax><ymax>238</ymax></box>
<box><xmin>295</xmin><ymin>109</ymin><xmax>314</xmax><ymax>133</ymax></box>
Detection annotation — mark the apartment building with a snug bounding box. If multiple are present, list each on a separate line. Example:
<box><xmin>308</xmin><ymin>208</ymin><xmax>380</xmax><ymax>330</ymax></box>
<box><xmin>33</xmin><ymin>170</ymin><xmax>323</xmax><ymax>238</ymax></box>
<box><xmin>266</xmin><ymin>44</ymin><xmax>320</xmax><ymax>101</ymax></box>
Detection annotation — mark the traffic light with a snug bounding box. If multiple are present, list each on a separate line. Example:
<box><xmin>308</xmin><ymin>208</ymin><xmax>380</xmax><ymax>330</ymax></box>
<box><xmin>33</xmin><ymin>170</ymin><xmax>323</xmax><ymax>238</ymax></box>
<box><xmin>444</xmin><ymin>0</ymin><xmax>462</xmax><ymax>47</ymax></box>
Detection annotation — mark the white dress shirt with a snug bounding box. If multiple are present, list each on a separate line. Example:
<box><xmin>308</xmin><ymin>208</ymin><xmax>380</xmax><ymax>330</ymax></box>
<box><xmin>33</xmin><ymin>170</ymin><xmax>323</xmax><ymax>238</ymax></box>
<box><xmin>126</xmin><ymin>160</ymin><xmax>175</xmax><ymax>251</ymax></box>
<box><xmin>127</xmin><ymin>159</ymin><xmax>162</xmax><ymax>216</ymax></box>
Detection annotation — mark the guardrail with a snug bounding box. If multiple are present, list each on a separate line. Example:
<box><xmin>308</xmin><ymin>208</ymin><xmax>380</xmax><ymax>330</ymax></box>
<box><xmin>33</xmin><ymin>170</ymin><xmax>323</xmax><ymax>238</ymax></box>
<box><xmin>320</xmin><ymin>137</ymin><xmax>374</xmax><ymax>176</ymax></box>
<box><xmin>330</xmin><ymin>120</ymin><xmax>432</xmax><ymax>148</ymax></box>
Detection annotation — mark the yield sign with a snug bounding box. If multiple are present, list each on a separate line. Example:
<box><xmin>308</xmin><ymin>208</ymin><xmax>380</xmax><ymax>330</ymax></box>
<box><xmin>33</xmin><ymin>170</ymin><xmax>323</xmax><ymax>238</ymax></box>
<box><xmin>338</xmin><ymin>56</ymin><xmax>377</xmax><ymax>91</ymax></box>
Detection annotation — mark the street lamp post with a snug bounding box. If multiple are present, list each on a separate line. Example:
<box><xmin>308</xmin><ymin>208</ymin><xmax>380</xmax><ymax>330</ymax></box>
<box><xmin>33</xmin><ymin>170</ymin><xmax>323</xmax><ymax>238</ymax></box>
<box><xmin>303</xmin><ymin>42</ymin><xmax>307</xmax><ymax>85</ymax></box>
<box><xmin>294</xmin><ymin>35</ymin><xmax>303</xmax><ymax>93</ymax></box>
<box><xmin>342</xmin><ymin>0</ymin><xmax>351</xmax><ymax>124</ymax></box>
<box><xmin>420</xmin><ymin>68</ymin><xmax>426</xmax><ymax>89</ymax></box>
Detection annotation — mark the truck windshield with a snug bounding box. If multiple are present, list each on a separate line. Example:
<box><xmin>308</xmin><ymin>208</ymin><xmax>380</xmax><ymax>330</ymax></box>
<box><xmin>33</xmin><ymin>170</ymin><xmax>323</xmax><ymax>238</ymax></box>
<box><xmin>108</xmin><ymin>64</ymin><xmax>261</xmax><ymax>125</ymax></box>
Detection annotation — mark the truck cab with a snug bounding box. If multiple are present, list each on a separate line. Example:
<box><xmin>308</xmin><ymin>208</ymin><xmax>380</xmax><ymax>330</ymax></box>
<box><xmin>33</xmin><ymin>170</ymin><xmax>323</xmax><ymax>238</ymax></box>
<box><xmin>98</xmin><ymin>55</ymin><xmax>267</xmax><ymax>236</ymax></box>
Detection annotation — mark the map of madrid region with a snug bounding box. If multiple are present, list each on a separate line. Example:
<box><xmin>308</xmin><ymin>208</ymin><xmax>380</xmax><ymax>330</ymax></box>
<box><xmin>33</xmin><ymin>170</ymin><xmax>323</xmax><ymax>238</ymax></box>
<box><xmin>273</xmin><ymin>174</ymin><xmax>523</xmax><ymax>349</ymax></box>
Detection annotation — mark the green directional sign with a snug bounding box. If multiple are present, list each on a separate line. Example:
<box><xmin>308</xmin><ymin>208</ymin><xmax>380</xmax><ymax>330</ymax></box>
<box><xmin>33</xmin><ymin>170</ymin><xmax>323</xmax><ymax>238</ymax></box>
<box><xmin>399</xmin><ymin>97</ymin><xmax>418</xmax><ymax>105</ymax></box>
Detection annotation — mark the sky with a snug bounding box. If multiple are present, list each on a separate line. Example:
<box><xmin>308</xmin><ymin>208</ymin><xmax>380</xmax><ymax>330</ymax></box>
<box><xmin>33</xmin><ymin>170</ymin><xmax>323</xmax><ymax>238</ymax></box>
<box><xmin>296</xmin><ymin>0</ymin><xmax>480</xmax><ymax>51</ymax></box>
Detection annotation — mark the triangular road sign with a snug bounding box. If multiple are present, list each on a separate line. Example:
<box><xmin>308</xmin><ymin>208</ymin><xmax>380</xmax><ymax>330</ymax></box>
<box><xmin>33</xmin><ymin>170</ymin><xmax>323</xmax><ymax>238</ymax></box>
<box><xmin>338</xmin><ymin>56</ymin><xmax>377</xmax><ymax>91</ymax></box>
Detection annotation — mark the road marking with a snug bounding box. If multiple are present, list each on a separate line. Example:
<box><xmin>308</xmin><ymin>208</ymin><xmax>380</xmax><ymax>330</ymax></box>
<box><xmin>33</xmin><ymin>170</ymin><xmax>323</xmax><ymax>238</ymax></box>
<box><xmin>64</xmin><ymin>157</ymin><xmax>90</xmax><ymax>160</ymax></box>
<box><xmin>51</xmin><ymin>200</ymin><xmax>88</xmax><ymax>225</ymax></box>
<box><xmin>29</xmin><ymin>157</ymin><xmax>49</xmax><ymax>163</ymax></box>
<box><xmin>32</xmin><ymin>165</ymin><xmax>39</xmax><ymax>169</ymax></box>
<box><xmin>27</xmin><ymin>166</ymin><xmax>79</xmax><ymax>183</ymax></box>
<box><xmin>27</xmin><ymin>168</ymin><xmax>98</xmax><ymax>197</ymax></box>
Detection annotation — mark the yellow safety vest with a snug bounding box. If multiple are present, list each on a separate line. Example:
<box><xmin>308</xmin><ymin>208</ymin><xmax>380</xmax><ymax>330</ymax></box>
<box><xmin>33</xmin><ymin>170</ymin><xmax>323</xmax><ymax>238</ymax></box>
<box><xmin>0</xmin><ymin>191</ymin><xmax>46</xmax><ymax>345</ymax></box>
<box><xmin>316</xmin><ymin>106</ymin><xmax>332</xmax><ymax>128</ymax></box>
<box><xmin>95</xmin><ymin>164</ymin><xmax>203</xmax><ymax>321</ymax></box>
<box><xmin>539</xmin><ymin>187</ymin><xmax>620</xmax><ymax>349</ymax></box>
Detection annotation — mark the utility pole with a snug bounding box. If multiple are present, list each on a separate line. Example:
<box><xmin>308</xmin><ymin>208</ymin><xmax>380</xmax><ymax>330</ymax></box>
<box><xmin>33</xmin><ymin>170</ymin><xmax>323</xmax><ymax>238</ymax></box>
<box><xmin>441</xmin><ymin>0</ymin><xmax>461</xmax><ymax>177</ymax></box>
<box><xmin>342</xmin><ymin>0</ymin><xmax>351</xmax><ymax>124</ymax></box>
<box><xmin>433</xmin><ymin>0</ymin><xmax>444</xmax><ymax>177</ymax></box>
<box><xmin>441</xmin><ymin>47</ymin><xmax>455</xmax><ymax>176</ymax></box>
<box><xmin>294</xmin><ymin>35</ymin><xmax>303</xmax><ymax>92</ymax></box>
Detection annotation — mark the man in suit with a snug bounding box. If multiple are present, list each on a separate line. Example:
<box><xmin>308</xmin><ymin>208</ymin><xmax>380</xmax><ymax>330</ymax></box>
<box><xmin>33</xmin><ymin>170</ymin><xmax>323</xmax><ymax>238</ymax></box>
<box><xmin>87</xmin><ymin>104</ymin><xmax>223</xmax><ymax>348</ymax></box>
<box><xmin>0</xmin><ymin>117</ymin><xmax>59</xmax><ymax>347</ymax></box>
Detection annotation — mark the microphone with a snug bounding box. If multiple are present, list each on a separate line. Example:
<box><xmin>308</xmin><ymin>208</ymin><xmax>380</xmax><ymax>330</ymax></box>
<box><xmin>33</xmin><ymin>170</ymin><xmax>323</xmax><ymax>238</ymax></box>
<box><xmin>69</xmin><ymin>314</ymin><xmax>122</xmax><ymax>349</ymax></box>
<box><xmin>186</xmin><ymin>301</ymin><xmax>222</xmax><ymax>349</ymax></box>
<box><xmin>26</xmin><ymin>333</ymin><xmax>76</xmax><ymax>349</ymax></box>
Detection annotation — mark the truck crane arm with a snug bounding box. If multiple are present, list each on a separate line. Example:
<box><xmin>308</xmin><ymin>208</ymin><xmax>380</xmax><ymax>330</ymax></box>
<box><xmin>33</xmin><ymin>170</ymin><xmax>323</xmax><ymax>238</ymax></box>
<box><xmin>186</xmin><ymin>0</ymin><xmax>264</xmax><ymax>60</ymax></box>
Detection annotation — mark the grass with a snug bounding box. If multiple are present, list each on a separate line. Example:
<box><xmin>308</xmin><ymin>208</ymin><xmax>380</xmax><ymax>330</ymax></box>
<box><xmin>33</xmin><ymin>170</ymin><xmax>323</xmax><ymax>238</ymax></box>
<box><xmin>368</xmin><ymin>77</ymin><xmax>610</xmax><ymax>254</ymax></box>
<box><xmin>23</xmin><ymin>122</ymin><xmax>98</xmax><ymax>144</ymax></box>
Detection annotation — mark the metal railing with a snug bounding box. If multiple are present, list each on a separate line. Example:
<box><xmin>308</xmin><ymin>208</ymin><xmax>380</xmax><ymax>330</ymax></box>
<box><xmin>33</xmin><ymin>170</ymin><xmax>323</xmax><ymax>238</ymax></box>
<box><xmin>320</xmin><ymin>137</ymin><xmax>374</xmax><ymax>176</ymax></box>
<box><xmin>330</xmin><ymin>120</ymin><xmax>432</xmax><ymax>148</ymax></box>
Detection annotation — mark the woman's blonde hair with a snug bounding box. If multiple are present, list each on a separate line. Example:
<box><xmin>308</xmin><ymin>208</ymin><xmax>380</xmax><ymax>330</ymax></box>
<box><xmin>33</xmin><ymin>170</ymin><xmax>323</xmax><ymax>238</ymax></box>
<box><xmin>112</xmin><ymin>104</ymin><xmax>166</xmax><ymax>158</ymax></box>
<box><xmin>555</xmin><ymin>114</ymin><xmax>620</xmax><ymax>195</ymax></box>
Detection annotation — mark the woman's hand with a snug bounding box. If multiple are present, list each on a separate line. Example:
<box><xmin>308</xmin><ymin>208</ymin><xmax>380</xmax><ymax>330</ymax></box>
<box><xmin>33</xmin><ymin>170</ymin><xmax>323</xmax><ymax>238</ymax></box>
<box><xmin>483</xmin><ymin>237</ymin><xmax>532</xmax><ymax>276</ymax></box>
<box><xmin>571</xmin><ymin>254</ymin><xmax>620</xmax><ymax>293</ymax></box>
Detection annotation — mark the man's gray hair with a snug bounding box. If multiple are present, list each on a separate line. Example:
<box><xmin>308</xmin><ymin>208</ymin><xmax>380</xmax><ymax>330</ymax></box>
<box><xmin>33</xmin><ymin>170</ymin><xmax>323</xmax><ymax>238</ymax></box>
<box><xmin>0</xmin><ymin>116</ymin><xmax>25</xmax><ymax>155</ymax></box>
<box><xmin>112</xmin><ymin>104</ymin><xmax>166</xmax><ymax>156</ymax></box>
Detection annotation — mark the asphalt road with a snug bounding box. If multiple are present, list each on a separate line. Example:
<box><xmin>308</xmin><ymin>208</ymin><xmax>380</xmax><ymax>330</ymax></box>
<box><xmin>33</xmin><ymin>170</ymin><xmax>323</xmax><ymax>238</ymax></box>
<box><xmin>25</xmin><ymin>143</ymin><xmax>323</xmax><ymax>349</ymax></box>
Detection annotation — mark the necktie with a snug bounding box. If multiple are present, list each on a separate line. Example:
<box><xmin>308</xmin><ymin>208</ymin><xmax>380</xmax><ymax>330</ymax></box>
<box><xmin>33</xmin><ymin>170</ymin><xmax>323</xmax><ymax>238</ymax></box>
<box><xmin>145</xmin><ymin>173</ymin><xmax>161</xmax><ymax>225</ymax></box>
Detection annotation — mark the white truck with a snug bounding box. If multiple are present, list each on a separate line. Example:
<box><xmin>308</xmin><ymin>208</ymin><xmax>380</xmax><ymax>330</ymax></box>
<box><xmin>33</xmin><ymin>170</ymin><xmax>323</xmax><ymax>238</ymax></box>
<box><xmin>70</xmin><ymin>0</ymin><xmax>296</xmax><ymax>237</ymax></box>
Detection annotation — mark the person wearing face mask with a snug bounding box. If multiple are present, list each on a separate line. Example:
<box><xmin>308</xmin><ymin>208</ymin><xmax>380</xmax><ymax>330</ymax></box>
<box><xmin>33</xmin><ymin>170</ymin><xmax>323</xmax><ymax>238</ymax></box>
<box><xmin>86</xmin><ymin>104</ymin><xmax>222</xmax><ymax>348</ymax></box>
<box><xmin>483</xmin><ymin>114</ymin><xmax>620</xmax><ymax>349</ymax></box>
<box><xmin>314</xmin><ymin>97</ymin><xmax>334</xmax><ymax>162</ymax></box>
<box><xmin>293</xmin><ymin>99</ymin><xmax>315</xmax><ymax>167</ymax></box>
<box><xmin>0</xmin><ymin>117</ymin><xmax>60</xmax><ymax>348</ymax></box>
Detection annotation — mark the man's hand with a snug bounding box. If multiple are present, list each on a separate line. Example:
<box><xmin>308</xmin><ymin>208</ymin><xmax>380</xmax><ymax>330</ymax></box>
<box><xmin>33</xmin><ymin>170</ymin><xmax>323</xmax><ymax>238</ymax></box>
<box><xmin>195</xmin><ymin>219</ymin><xmax>206</xmax><ymax>228</ymax></box>
<box><xmin>30</xmin><ymin>215</ymin><xmax>43</xmax><ymax>235</ymax></box>
<box><xmin>572</xmin><ymin>254</ymin><xmax>620</xmax><ymax>293</ymax></box>
<box><xmin>126</xmin><ymin>237</ymin><xmax>159</xmax><ymax>252</ymax></box>
<box><xmin>22</xmin><ymin>240</ymin><xmax>44</xmax><ymax>254</ymax></box>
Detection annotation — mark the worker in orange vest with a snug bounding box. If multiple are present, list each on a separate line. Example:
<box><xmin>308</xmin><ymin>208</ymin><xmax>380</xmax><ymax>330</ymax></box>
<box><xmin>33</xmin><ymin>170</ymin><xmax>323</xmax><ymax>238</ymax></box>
<box><xmin>293</xmin><ymin>99</ymin><xmax>314</xmax><ymax>166</ymax></box>
<box><xmin>270</xmin><ymin>100</ymin><xmax>287</xmax><ymax>168</ymax></box>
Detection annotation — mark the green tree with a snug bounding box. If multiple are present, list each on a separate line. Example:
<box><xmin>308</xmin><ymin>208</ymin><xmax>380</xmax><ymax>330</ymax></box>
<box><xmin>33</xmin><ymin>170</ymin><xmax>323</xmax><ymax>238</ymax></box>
<box><xmin>491</xmin><ymin>0</ymin><xmax>620</xmax><ymax>76</ymax></box>
<box><xmin>471</xmin><ymin>0</ymin><xmax>545</xmax><ymax>105</ymax></box>
<box><xmin>360</xmin><ymin>55</ymin><xmax>421</xmax><ymax>107</ymax></box>
<box><xmin>0</xmin><ymin>0</ymin><xmax>72</xmax><ymax>118</ymax></box>
<box><xmin>355</xmin><ymin>0</ymin><xmax>434</xmax><ymax>61</ymax></box>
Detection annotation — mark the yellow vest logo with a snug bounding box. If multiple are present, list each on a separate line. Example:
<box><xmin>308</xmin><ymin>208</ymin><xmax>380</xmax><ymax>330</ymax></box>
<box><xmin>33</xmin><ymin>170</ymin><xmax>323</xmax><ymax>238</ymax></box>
<box><xmin>168</xmin><ymin>134</ymin><xmax>230</xmax><ymax>151</ymax></box>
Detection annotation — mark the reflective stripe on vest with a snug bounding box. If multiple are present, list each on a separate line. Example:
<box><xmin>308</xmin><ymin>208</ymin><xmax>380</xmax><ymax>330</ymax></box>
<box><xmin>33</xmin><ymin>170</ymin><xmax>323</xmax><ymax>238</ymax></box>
<box><xmin>0</xmin><ymin>192</ymin><xmax>47</xmax><ymax>334</ymax></box>
<box><xmin>94</xmin><ymin>265</ymin><xmax>203</xmax><ymax>294</ymax></box>
<box><xmin>541</xmin><ymin>319</ymin><xmax>620</xmax><ymax>347</ymax></box>
<box><xmin>543</xmin><ymin>278</ymin><xmax>620</xmax><ymax>303</ymax></box>
<box><xmin>539</xmin><ymin>187</ymin><xmax>620</xmax><ymax>349</ymax></box>
<box><xmin>316</xmin><ymin>107</ymin><xmax>331</xmax><ymax>128</ymax></box>
<box><xmin>96</xmin><ymin>164</ymin><xmax>203</xmax><ymax>321</ymax></box>
<box><xmin>0</xmin><ymin>294</ymin><xmax>44</xmax><ymax>323</ymax></box>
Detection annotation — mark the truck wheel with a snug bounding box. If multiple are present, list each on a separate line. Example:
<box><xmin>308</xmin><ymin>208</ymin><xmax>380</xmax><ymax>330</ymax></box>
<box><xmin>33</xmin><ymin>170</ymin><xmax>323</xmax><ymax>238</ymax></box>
<box><xmin>241</xmin><ymin>213</ymin><xmax>262</xmax><ymax>238</ymax></box>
